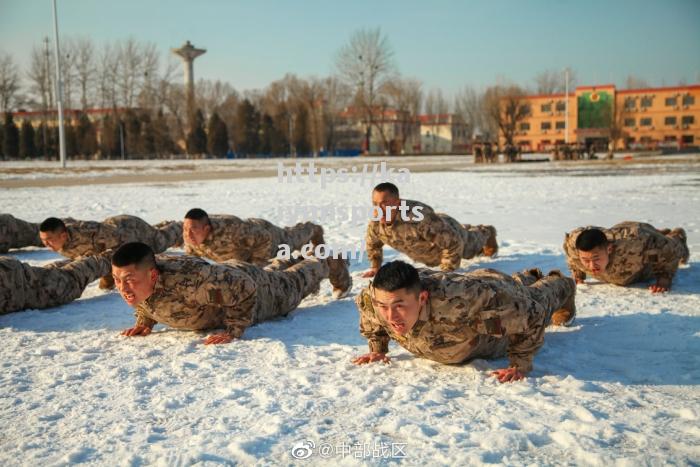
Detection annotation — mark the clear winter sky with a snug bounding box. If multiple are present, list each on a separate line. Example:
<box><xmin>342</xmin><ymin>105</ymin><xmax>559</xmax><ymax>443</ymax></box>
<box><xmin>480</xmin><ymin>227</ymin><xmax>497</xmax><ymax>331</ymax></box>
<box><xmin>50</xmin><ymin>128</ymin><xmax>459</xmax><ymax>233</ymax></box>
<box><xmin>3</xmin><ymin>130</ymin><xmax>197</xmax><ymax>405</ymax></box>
<box><xmin>1</xmin><ymin>0</ymin><xmax>699</xmax><ymax>99</ymax></box>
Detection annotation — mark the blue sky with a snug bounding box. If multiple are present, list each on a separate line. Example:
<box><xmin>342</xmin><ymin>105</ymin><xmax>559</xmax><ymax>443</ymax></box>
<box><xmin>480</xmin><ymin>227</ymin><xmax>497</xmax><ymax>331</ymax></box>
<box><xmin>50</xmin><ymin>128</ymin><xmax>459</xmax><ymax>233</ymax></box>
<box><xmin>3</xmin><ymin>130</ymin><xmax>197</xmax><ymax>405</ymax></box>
<box><xmin>1</xmin><ymin>0</ymin><xmax>699</xmax><ymax>99</ymax></box>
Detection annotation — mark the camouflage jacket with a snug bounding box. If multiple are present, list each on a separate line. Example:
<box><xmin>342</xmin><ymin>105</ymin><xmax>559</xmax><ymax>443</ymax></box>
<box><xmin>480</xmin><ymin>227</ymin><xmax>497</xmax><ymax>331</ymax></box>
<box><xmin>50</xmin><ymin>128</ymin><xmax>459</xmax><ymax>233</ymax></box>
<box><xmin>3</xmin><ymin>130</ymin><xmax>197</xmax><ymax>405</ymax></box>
<box><xmin>134</xmin><ymin>255</ymin><xmax>257</xmax><ymax>338</ymax></box>
<box><xmin>355</xmin><ymin>267</ymin><xmax>552</xmax><ymax>373</ymax></box>
<box><xmin>184</xmin><ymin>215</ymin><xmax>280</xmax><ymax>264</ymax></box>
<box><xmin>563</xmin><ymin>221</ymin><xmax>686</xmax><ymax>285</ymax></box>
<box><xmin>366</xmin><ymin>200</ymin><xmax>464</xmax><ymax>271</ymax></box>
<box><xmin>59</xmin><ymin>215</ymin><xmax>161</xmax><ymax>259</ymax></box>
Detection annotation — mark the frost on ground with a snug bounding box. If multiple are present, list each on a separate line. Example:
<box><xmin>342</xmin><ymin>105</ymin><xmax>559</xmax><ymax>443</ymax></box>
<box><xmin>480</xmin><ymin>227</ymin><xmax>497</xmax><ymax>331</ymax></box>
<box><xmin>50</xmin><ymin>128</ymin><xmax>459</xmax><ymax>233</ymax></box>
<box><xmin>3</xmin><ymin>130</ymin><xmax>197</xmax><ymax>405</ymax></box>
<box><xmin>1</xmin><ymin>160</ymin><xmax>699</xmax><ymax>466</ymax></box>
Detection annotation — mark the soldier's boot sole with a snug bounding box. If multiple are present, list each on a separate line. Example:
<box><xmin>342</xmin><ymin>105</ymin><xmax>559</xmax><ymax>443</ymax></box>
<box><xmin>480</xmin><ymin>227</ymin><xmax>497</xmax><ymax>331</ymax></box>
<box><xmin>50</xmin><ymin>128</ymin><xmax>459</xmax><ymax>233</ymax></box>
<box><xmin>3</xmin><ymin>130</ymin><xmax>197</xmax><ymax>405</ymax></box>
<box><xmin>546</xmin><ymin>269</ymin><xmax>576</xmax><ymax>327</ymax></box>
<box><xmin>99</xmin><ymin>274</ymin><xmax>116</xmax><ymax>290</ymax></box>
<box><xmin>482</xmin><ymin>225</ymin><xmax>498</xmax><ymax>257</ymax></box>
<box><xmin>327</xmin><ymin>256</ymin><xmax>352</xmax><ymax>299</ymax></box>
<box><xmin>670</xmin><ymin>228</ymin><xmax>690</xmax><ymax>265</ymax></box>
<box><xmin>310</xmin><ymin>224</ymin><xmax>325</xmax><ymax>247</ymax></box>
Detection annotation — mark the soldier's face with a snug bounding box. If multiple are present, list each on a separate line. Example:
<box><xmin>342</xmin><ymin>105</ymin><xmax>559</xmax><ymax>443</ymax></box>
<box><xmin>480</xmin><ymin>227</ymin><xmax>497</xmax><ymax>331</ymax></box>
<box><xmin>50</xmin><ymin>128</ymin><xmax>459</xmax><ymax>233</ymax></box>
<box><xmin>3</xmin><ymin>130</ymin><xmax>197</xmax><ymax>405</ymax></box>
<box><xmin>372</xmin><ymin>190</ymin><xmax>401</xmax><ymax>224</ymax></box>
<box><xmin>183</xmin><ymin>218</ymin><xmax>211</xmax><ymax>245</ymax></box>
<box><xmin>578</xmin><ymin>245</ymin><xmax>612</xmax><ymax>275</ymax></box>
<box><xmin>112</xmin><ymin>264</ymin><xmax>158</xmax><ymax>306</ymax></box>
<box><xmin>372</xmin><ymin>288</ymin><xmax>428</xmax><ymax>335</ymax></box>
<box><xmin>39</xmin><ymin>230</ymin><xmax>68</xmax><ymax>251</ymax></box>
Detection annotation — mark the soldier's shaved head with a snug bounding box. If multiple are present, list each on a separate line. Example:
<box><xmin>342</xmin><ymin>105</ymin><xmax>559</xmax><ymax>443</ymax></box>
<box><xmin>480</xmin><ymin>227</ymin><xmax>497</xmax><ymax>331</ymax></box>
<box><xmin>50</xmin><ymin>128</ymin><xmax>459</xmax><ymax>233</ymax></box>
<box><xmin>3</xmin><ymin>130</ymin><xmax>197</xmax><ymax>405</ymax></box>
<box><xmin>39</xmin><ymin>217</ymin><xmax>68</xmax><ymax>251</ymax></box>
<box><xmin>185</xmin><ymin>208</ymin><xmax>211</xmax><ymax>225</ymax></box>
<box><xmin>370</xmin><ymin>261</ymin><xmax>428</xmax><ymax>336</ymax></box>
<box><xmin>112</xmin><ymin>242</ymin><xmax>156</xmax><ymax>270</ymax></box>
<box><xmin>39</xmin><ymin>217</ymin><xmax>66</xmax><ymax>233</ymax></box>
<box><xmin>373</xmin><ymin>182</ymin><xmax>400</xmax><ymax>198</ymax></box>
<box><xmin>112</xmin><ymin>242</ymin><xmax>158</xmax><ymax>307</ymax></box>
<box><xmin>575</xmin><ymin>229</ymin><xmax>612</xmax><ymax>275</ymax></box>
<box><xmin>183</xmin><ymin>209</ymin><xmax>213</xmax><ymax>246</ymax></box>
<box><xmin>373</xmin><ymin>261</ymin><xmax>422</xmax><ymax>295</ymax></box>
<box><xmin>575</xmin><ymin>229</ymin><xmax>608</xmax><ymax>252</ymax></box>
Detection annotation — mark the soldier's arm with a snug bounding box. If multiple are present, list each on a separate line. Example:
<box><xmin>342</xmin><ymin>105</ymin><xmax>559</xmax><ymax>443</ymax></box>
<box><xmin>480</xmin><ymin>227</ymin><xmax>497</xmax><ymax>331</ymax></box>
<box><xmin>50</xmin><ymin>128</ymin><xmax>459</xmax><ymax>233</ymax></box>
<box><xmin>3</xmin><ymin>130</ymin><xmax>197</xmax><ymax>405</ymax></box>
<box><xmin>365</xmin><ymin>223</ymin><xmax>384</xmax><ymax>271</ymax></box>
<box><xmin>355</xmin><ymin>290</ymin><xmax>391</xmax><ymax>355</ymax></box>
<box><xmin>563</xmin><ymin>234</ymin><xmax>586</xmax><ymax>282</ymax></box>
<box><xmin>121</xmin><ymin>307</ymin><xmax>157</xmax><ymax>337</ymax></box>
<box><xmin>196</xmin><ymin>273</ymin><xmax>258</xmax><ymax>340</ymax></box>
<box><xmin>644</xmin><ymin>233</ymin><xmax>680</xmax><ymax>291</ymax></box>
<box><xmin>420</xmin><ymin>213</ymin><xmax>462</xmax><ymax>271</ymax></box>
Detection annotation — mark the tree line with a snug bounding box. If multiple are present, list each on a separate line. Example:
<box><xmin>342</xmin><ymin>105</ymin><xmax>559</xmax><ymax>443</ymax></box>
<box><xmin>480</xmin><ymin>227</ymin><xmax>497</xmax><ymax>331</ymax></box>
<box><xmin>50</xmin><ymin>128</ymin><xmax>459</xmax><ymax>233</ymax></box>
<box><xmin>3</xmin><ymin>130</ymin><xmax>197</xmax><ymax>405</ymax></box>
<box><xmin>0</xmin><ymin>30</ymin><xmax>676</xmax><ymax>159</ymax></box>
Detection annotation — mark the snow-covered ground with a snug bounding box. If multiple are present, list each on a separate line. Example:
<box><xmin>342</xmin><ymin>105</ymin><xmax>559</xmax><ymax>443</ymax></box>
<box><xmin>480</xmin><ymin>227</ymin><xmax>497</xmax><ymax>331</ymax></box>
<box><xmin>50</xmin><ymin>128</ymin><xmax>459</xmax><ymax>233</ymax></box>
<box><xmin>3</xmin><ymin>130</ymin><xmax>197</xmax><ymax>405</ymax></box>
<box><xmin>1</xmin><ymin>159</ymin><xmax>699</xmax><ymax>466</ymax></box>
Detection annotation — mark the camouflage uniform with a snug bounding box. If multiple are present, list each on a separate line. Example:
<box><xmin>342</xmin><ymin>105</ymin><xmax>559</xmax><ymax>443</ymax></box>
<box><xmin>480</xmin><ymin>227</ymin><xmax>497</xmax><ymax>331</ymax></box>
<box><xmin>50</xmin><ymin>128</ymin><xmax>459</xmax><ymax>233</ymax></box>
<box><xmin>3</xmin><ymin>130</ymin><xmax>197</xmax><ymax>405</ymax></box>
<box><xmin>0</xmin><ymin>214</ymin><xmax>44</xmax><ymax>253</ymax></box>
<box><xmin>133</xmin><ymin>253</ymin><xmax>339</xmax><ymax>338</ymax></box>
<box><xmin>356</xmin><ymin>267</ymin><xmax>576</xmax><ymax>373</ymax></box>
<box><xmin>0</xmin><ymin>254</ymin><xmax>111</xmax><ymax>314</ymax></box>
<box><xmin>59</xmin><ymin>215</ymin><xmax>182</xmax><ymax>259</ymax></box>
<box><xmin>563</xmin><ymin>221</ymin><xmax>690</xmax><ymax>286</ymax></box>
<box><xmin>184</xmin><ymin>214</ymin><xmax>324</xmax><ymax>265</ymax></box>
<box><xmin>366</xmin><ymin>200</ymin><xmax>495</xmax><ymax>272</ymax></box>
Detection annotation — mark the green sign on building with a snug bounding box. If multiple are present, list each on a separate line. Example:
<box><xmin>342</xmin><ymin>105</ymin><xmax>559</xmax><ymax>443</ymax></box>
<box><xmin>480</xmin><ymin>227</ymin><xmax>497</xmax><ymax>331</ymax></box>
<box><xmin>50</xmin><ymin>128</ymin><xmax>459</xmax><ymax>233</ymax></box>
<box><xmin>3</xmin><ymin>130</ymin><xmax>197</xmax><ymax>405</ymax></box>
<box><xmin>577</xmin><ymin>91</ymin><xmax>613</xmax><ymax>129</ymax></box>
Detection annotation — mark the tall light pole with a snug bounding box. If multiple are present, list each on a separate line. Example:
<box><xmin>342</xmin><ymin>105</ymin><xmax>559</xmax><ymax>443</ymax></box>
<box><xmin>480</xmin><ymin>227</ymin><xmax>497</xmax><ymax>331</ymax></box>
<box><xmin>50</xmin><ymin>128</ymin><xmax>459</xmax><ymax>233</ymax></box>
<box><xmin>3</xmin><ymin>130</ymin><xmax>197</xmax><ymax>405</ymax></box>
<box><xmin>564</xmin><ymin>67</ymin><xmax>570</xmax><ymax>144</ymax></box>
<box><xmin>52</xmin><ymin>0</ymin><xmax>66</xmax><ymax>168</ymax></box>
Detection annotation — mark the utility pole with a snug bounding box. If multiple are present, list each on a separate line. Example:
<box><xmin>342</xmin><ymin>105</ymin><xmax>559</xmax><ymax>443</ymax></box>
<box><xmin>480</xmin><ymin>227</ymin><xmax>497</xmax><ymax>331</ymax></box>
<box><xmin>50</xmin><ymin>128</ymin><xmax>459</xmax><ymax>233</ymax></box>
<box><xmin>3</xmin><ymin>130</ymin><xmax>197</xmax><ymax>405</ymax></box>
<box><xmin>51</xmin><ymin>0</ymin><xmax>66</xmax><ymax>168</ymax></box>
<box><xmin>564</xmin><ymin>67</ymin><xmax>570</xmax><ymax>144</ymax></box>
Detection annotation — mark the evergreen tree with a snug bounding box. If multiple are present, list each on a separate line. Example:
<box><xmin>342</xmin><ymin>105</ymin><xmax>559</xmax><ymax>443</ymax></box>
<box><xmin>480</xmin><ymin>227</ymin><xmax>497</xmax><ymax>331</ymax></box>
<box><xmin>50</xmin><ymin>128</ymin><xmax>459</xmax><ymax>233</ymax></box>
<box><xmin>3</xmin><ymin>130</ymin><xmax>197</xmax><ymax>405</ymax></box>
<box><xmin>207</xmin><ymin>112</ymin><xmax>229</xmax><ymax>157</ymax></box>
<box><xmin>0</xmin><ymin>123</ymin><xmax>5</xmax><ymax>159</ymax></box>
<box><xmin>294</xmin><ymin>107</ymin><xmax>311</xmax><ymax>156</ymax></box>
<box><xmin>153</xmin><ymin>109</ymin><xmax>175</xmax><ymax>157</ymax></box>
<box><xmin>140</xmin><ymin>112</ymin><xmax>156</xmax><ymax>157</ymax></box>
<box><xmin>186</xmin><ymin>109</ymin><xmax>207</xmax><ymax>155</ymax></box>
<box><xmin>124</xmin><ymin>110</ymin><xmax>141</xmax><ymax>157</ymax></box>
<box><xmin>64</xmin><ymin>120</ymin><xmax>77</xmax><ymax>158</ymax></box>
<box><xmin>261</xmin><ymin>113</ymin><xmax>287</xmax><ymax>156</ymax></box>
<box><xmin>34</xmin><ymin>122</ymin><xmax>48</xmax><ymax>159</ymax></box>
<box><xmin>3</xmin><ymin>112</ymin><xmax>20</xmax><ymax>159</ymax></box>
<box><xmin>234</xmin><ymin>99</ymin><xmax>260</xmax><ymax>156</ymax></box>
<box><xmin>75</xmin><ymin>112</ymin><xmax>97</xmax><ymax>157</ymax></box>
<box><xmin>19</xmin><ymin>120</ymin><xmax>36</xmax><ymax>159</ymax></box>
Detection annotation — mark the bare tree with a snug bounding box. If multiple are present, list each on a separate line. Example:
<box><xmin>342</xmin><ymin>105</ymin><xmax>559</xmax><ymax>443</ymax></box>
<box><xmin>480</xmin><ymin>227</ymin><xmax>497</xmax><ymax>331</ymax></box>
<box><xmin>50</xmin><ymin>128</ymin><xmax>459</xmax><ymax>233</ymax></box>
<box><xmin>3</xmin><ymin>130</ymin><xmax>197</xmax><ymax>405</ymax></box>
<box><xmin>26</xmin><ymin>42</ymin><xmax>54</xmax><ymax>111</ymax></box>
<box><xmin>335</xmin><ymin>27</ymin><xmax>396</xmax><ymax>152</ymax></box>
<box><xmin>624</xmin><ymin>75</ymin><xmax>650</xmax><ymax>90</ymax></box>
<box><xmin>534</xmin><ymin>68</ymin><xmax>577</xmax><ymax>94</ymax></box>
<box><xmin>116</xmin><ymin>38</ymin><xmax>145</xmax><ymax>108</ymax></box>
<box><xmin>454</xmin><ymin>86</ymin><xmax>485</xmax><ymax>139</ymax></box>
<box><xmin>97</xmin><ymin>42</ymin><xmax>119</xmax><ymax>108</ymax></box>
<box><xmin>483</xmin><ymin>84</ymin><xmax>530</xmax><ymax>145</ymax></box>
<box><xmin>423</xmin><ymin>87</ymin><xmax>449</xmax><ymax>115</ymax></box>
<box><xmin>0</xmin><ymin>52</ymin><xmax>21</xmax><ymax>113</ymax></box>
<box><xmin>73</xmin><ymin>37</ymin><xmax>96</xmax><ymax>109</ymax></box>
<box><xmin>381</xmin><ymin>77</ymin><xmax>422</xmax><ymax>152</ymax></box>
<box><xmin>320</xmin><ymin>76</ymin><xmax>352</xmax><ymax>153</ymax></box>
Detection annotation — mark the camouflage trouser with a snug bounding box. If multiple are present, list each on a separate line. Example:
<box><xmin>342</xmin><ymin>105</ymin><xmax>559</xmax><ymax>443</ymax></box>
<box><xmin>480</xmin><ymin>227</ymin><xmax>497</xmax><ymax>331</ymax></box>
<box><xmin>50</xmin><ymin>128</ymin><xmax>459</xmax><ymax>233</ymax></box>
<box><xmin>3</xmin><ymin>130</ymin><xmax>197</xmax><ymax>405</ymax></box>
<box><xmin>151</xmin><ymin>220</ymin><xmax>184</xmax><ymax>252</ymax></box>
<box><xmin>226</xmin><ymin>256</ymin><xmax>329</xmax><ymax>324</ymax></box>
<box><xmin>665</xmin><ymin>228</ymin><xmax>690</xmax><ymax>265</ymax></box>
<box><xmin>439</xmin><ymin>214</ymin><xmax>493</xmax><ymax>259</ymax></box>
<box><xmin>275</xmin><ymin>222</ymin><xmax>325</xmax><ymax>253</ymax></box>
<box><xmin>0</xmin><ymin>254</ymin><xmax>111</xmax><ymax>314</ymax></box>
<box><xmin>512</xmin><ymin>269</ymin><xmax>577</xmax><ymax>326</ymax></box>
<box><xmin>453</xmin><ymin>269</ymin><xmax>576</xmax><ymax>368</ymax></box>
<box><xmin>0</xmin><ymin>214</ymin><xmax>43</xmax><ymax>253</ymax></box>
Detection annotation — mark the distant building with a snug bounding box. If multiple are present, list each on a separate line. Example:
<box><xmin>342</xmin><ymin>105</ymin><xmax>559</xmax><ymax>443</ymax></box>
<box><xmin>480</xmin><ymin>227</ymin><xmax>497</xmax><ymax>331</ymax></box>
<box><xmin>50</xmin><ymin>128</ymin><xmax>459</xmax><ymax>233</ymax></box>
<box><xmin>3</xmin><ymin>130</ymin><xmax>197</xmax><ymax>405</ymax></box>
<box><xmin>502</xmin><ymin>84</ymin><xmax>700</xmax><ymax>151</ymax></box>
<box><xmin>418</xmin><ymin>114</ymin><xmax>470</xmax><ymax>153</ymax></box>
<box><xmin>336</xmin><ymin>106</ymin><xmax>420</xmax><ymax>154</ymax></box>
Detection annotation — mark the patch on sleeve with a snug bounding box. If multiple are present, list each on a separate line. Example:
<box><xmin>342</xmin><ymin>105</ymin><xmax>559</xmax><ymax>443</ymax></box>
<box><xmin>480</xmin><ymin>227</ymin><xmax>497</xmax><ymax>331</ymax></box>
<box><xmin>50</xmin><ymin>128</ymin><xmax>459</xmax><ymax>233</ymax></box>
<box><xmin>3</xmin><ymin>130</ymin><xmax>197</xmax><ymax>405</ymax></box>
<box><xmin>209</xmin><ymin>288</ymin><xmax>224</xmax><ymax>305</ymax></box>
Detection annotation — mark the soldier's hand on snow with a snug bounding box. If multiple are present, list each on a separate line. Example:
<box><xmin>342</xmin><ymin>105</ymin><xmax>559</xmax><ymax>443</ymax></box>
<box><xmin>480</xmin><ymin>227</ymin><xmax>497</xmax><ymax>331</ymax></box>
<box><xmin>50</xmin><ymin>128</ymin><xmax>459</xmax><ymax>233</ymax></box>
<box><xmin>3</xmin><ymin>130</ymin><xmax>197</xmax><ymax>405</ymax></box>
<box><xmin>491</xmin><ymin>367</ymin><xmax>525</xmax><ymax>383</ymax></box>
<box><xmin>352</xmin><ymin>352</ymin><xmax>391</xmax><ymax>365</ymax></box>
<box><xmin>649</xmin><ymin>278</ymin><xmax>671</xmax><ymax>294</ymax></box>
<box><xmin>121</xmin><ymin>325</ymin><xmax>152</xmax><ymax>337</ymax></box>
<box><xmin>361</xmin><ymin>268</ymin><xmax>378</xmax><ymax>278</ymax></box>
<box><xmin>203</xmin><ymin>333</ymin><xmax>234</xmax><ymax>345</ymax></box>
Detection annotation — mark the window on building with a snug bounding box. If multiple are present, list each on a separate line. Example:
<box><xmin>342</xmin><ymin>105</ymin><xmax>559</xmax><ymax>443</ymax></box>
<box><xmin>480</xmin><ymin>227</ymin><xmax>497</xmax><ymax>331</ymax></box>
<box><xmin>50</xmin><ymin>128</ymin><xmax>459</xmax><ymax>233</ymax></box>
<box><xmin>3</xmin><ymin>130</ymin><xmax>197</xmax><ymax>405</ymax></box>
<box><xmin>664</xmin><ymin>116</ymin><xmax>677</xmax><ymax>126</ymax></box>
<box><xmin>641</xmin><ymin>96</ymin><xmax>653</xmax><ymax>108</ymax></box>
<box><xmin>640</xmin><ymin>118</ymin><xmax>652</xmax><ymax>126</ymax></box>
<box><xmin>624</xmin><ymin>97</ymin><xmax>635</xmax><ymax>109</ymax></box>
<box><xmin>540</xmin><ymin>103</ymin><xmax>552</xmax><ymax>112</ymax></box>
<box><xmin>681</xmin><ymin>115</ymin><xmax>695</xmax><ymax>125</ymax></box>
<box><xmin>519</xmin><ymin>122</ymin><xmax>530</xmax><ymax>131</ymax></box>
<box><xmin>555</xmin><ymin>101</ymin><xmax>565</xmax><ymax>111</ymax></box>
<box><xmin>624</xmin><ymin>118</ymin><xmax>636</xmax><ymax>127</ymax></box>
<box><xmin>682</xmin><ymin>95</ymin><xmax>695</xmax><ymax>106</ymax></box>
<box><xmin>555</xmin><ymin>121</ymin><xmax>565</xmax><ymax>129</ymax></box>
<box><xmin>681</xmin><ymin>135</ymin><xmax>694</xmax><ymax>144</ymax></box>
<box><xmin>665</xmin><ymin>97</ymin><xmax>677</xmax><ymax>106</ymax></box>
<box><xmin>541</xmin><ymin>121</ymin><xmax>551</xmax><ymax>130</ymax></box>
